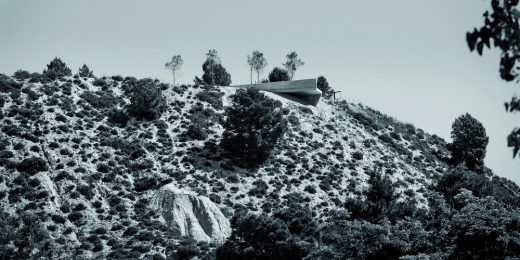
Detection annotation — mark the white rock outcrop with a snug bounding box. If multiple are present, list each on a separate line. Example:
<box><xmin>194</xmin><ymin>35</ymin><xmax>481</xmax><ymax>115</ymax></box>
<box><xmin>149</xmin><ymin>183</ymin><xmax>231</xmax><ymax>244</ymax></box>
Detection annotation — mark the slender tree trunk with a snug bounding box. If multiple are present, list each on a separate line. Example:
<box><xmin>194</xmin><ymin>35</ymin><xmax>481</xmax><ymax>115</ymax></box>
<box><xmin>172</xmin><ymin>71</ymin><xmax>176</xmax><ymax>85</ymax></box>
<box><xmin>257</xmin><ymin>70</ymin><xmax>260</xmax><ymax>83</ymax></box>
<box><xmin>211</xmin><ymin>66</ymin><xmax>215</xmax><ymax>85</ymax></box>
<box><xmin>250</xmin><ymin>67</ymin><xmax>253</xmax><ymax>84</ymax></box>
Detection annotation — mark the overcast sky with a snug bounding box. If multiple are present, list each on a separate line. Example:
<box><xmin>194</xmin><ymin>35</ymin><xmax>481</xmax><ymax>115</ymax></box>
<box><xmin>1</xmin><ymin>0</ymin><xmax>519</xmax><ymax>184</ymax></box>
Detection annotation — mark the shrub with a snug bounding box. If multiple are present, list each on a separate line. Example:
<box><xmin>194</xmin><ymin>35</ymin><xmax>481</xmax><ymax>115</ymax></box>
<box><xmin>346</xmin><ymin>169</ymin><xmax>397</xmax><ymax>222</ymax></box>
<box><xmin>13</xmin><ymin>70</ymin><xmax>31</xmax><ymax>81</ymax></box>
<box><xmin>126</xmin><ymin>80</ymin><xmax>166</xmax><ymax>120</ymax></box>
<box><xmin>134</xmin><ymin>177</ymin><xmax>159</xmax><ymax>192</ymax></box>
<box><xmin>436</xmin><ymin>165</ymin><xmax>520</xmax><ymax>207</ymax></box>
<box><xmin>107</xmin><ymin>109</ymin><xmax>130</xmax><ymax>127</ymax></box>
<box><xmin>17</xmin><ymin>157</ymin><xmax>48</xmax><ymax>175</ymax></box>
<box><xmin>80</xmin><ymin>91</ymin><xmax>120</xmax><ymax>110</ymax></box>
<box><xmin>221</xmin><ymin>88</ymin><xmax>287</xmax><ymax>164</ymax></box>
<box><xmin>268</xmin><ymin>67</ymin><xmax>290</xmax><ymax>82</ymax></box>
<box><xmin>317</xmin><ymin>76</ymin><xmax>333</xmax><ymax>98</ymax></box>
<box><xmin>216</xmin><ymin>211</ymin><xmax>311</xmax><ymax>259</ymax></box>
<box><xmin>352</xmin><ymin>151</ymin><xmax>364</xmax><ymax>160</ymax></box>
<box><xmin>43</xmin><ymin>57</ymin><xmax>72</xmax><ymax>80</ymax></box>
<box><xmin>0</xmin><ymin>74</ymin><xmax>22</xmax><ymax>93</ymax></box>
<box><xmin>201</xmin><ymin>60</ymin><xmax>232</xmax><ymax>86</ymax></box>
<box><xmin>304</xmin><ymin>185</ymin><xmax>317</xmax><ymax>194</ymax></box>
<box><xmin>92</xmin><ymin>78</ymin><xmax>106</xmax><ymax>87</ymax></box>
<box><xmin>68</xmin><ymin>212</ymin><xmax>83</xmax><ymax>222</ymax></box>
<box><xmin>448</xmin><ymin>113</ymin><xmax>489</xmax><ymax>171</ymax></box>
<box><xmin>77</xmin><ymin>64</ymin><xmax>94</xmax><ymax>78</ymax></box>
<box><xmin>195</xmin><ymin>88</ymin><xmax>224</xmax><ymax>110</ymax></box>
<box><xmin>186</xmin><ymin>116</ymin><xmax>211</xmax><ymax>140</ymax></box>
<box><xmin>171</xmin><ymin>238</ymin><xmax>201</xmax><ymax>259</ymax></box>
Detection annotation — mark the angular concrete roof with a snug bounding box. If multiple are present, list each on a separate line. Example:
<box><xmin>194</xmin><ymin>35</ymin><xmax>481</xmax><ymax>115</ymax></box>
<box><xmin>231</xmin><ymin>78</ymin><xmax>322</xmax><ymax>106</ymax></box>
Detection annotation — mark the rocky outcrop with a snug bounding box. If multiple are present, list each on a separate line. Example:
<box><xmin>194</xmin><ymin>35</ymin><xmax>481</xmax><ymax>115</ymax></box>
<box><xmin>149</xmin><ymin>184</ymin><xmax>231</xmax><ymax>244</ymax></box>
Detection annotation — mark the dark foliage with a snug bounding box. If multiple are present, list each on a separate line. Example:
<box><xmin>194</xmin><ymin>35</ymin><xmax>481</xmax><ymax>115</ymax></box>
<box><xmin>436</xmin><ymin>165</ymin><xmax>520</xmax><ymax>208</ymax></box>
<box><xmin>17</xmin><ymin>157</ymin><xmax>48</xmax><ymax>175</ymax></box>
<box><xmin>13</xmin><ymin>70</ymin><xmax>31</xmax><ymax>81</ymax></box>
<box><xmin>448</xmin><ymin>113</ymin><xmax>488</xmax><ymax>171</ymax></box>
<box><xmin>317</xmin><ymin>76</ymin><xmax>333</xmax><ymax>99</ymax></box>
<box><xmin>268</xmin><ymin>67</ymin><xmax>290</xmax><ymax>82</ymax></box>
<box><xmin>195</xmin><ymin>87</ymin><xmax>225</xmax><ymax>110</ymax></box>
<box><xmin>221</xmin><ymin>88</ymin><xmax>287</xmax><ymax>164</ymax></box>
<box><xmin>201</xmin><ymin>60</ymin><xmax>232</xmax><ymax>86</ymax></box>
<box><xmin>0</xmin><ymin>74</ymin><xmax>22</xmax><ymax>93</ymax></box>
<box><xmin>346</xmin><ymin>169</ymin><xmax>398</xmax><ymax>223</ymax></box>
<box><xmin>185</xmin><ymin>105</ymin><xmax>216</xmax><ymax>140</ymax></box>
<box><xmin>466</xmin><ymin>1</ymin><xmax>520</xmax><ymax>157</ymax></box>
<box><xmin>80</xmin><ymin>91</ymin><xmax>121</xmax><ymax>110</ymax></box>
<box><xmin>216</xmin><ymin>211</ymin><xmax>312</xmax><ymax>259</ymax></box>
<box><xmin>107</xmin><ymin>108</ymin><xmax>130</xmax><ymax>127</ymax></box>
<box><xmin>43</xmin><ymin>57</ymin><xmax>72</xmax><ymax>80</ymax></box>
<box><xmin>77</xmin><ymin>64</ymin><xmax>94</xmax><ymax>78</ymax></box>
<box><xmin>126</xmin><ymin>80</ymin><xmax>166</xmax><ymax>120</ymax></box>
<box><xmin>450</xmin><ymin>193</ymin><xmax>520</xmax><ymax>259</ymax></box>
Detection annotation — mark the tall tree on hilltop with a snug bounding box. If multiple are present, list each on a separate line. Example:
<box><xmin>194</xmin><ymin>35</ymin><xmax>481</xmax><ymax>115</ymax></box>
<box><xmin>467</xmin><ymin>0</ymin><xmax>520</xmax><ymax>158</ymax></box>
<box><xmin>247</xmin><ymin>51</ymin><xmax>268</xmax><ymax>83</ymax></box>
<box><xmin>448</xmin><ymin>113</ymin><xmax>489</xmax><ymax>172</ymax></box>
<box><xmin>165</xmin><ymin>55</ymin><xmax>183</xmax><ymax>85</ymax></box>
<box><xmin>43</xmin><ymin>57</ymin><xmax>72</xmax><ymax>80</ymax></box>
<box><xmin>283</xmin><ymin>51</ymin><xmax>304</xmax><ymax>80</ymax></box>
<box><xmin>205</xmin><ymin>49</ymin><xmax>221</xmax><ymax>85</ymax></box>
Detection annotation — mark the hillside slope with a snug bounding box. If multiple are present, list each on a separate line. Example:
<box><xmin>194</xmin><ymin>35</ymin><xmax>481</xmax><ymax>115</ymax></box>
<box><xmin>0</xmin><ymin>73</ymin><xmax>518</xmax><ymax>259</ymax></box>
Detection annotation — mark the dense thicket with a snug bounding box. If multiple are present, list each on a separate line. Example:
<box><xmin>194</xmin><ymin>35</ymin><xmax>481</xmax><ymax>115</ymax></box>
<box><xmin>218</xmin><ymin>167</ymin><xmax>520</xmax><ymax>259</ymax></box>
<box><xmin>216</xmin><ymin>210</ymin><xmax>313</xmax><ymax>260</ymax></box>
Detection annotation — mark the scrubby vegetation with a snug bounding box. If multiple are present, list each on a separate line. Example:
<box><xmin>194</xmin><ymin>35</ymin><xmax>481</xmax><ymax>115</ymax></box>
<box><xmin>0</xmin><ymin>59</ymin><xmax>519</xmax><ymax>259</ymax></box>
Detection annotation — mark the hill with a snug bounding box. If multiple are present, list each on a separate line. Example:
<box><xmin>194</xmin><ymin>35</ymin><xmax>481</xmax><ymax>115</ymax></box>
<box><xmin>1</xmin><ymin>70</ymin><xmax>520</xmax><ymax>259</ymax></box>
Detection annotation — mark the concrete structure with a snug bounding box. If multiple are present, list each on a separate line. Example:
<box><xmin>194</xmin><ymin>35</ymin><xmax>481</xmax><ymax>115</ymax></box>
<box><xmin>231</xmin><ymin>78</ymin><xmax>322</xmax><ymax>106</ymax></box>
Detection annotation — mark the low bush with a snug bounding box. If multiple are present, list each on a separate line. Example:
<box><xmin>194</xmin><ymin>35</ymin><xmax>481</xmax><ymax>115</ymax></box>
<box><xmin>17</xmin><ymin>157</ymin><xmax>48</xmax><ymax>175</ymax></box>
<box><xmin>80</xmin><ymin>91</ymin><xmax>121</xmax><ymax>110</ymax></box>
<box><xmin>195</xmin><ymin>88</ymin><xmax>224</xmax><ymax>110</ymax></box>
<box><xmin>13</xmin><ymin>70</ymin><xmax>31</xmax><ymax>81</ymax></box>
<box><xmin>352</xmin><ymin>151</ymin><xmax>364</xmax><ymax>160</ymax></box>
<box><xmin>107</xmin><ymin>109</ymin><xmax>130</xmax><ymax>127</ymax></box>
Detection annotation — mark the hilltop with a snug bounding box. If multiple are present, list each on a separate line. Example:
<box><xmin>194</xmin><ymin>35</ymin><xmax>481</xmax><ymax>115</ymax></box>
<box><xmin>1</xmin><ymin>69</ymin><xmax>520</xmax><ymax>259</ymax></box>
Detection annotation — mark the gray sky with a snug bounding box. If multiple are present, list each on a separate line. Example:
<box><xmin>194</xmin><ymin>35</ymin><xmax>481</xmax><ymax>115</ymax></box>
<box><xmin>1</xmin><ymin>0</ymin><xmax>519</xmax><ymax>184</ymax></box>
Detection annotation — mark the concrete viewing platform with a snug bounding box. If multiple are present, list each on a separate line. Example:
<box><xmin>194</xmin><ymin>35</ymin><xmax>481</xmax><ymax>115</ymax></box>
<box><xmin>231</xmin><ymin>78</ymin><xmax>322</xmax><ymax>106</ymax></box>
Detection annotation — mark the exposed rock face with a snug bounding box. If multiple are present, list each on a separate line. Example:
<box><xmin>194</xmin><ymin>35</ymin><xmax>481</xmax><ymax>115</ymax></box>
<box><xmin>149</xmin><ymin>184</ymin><xmax>231</xmax><ymax>244</ymax></box>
